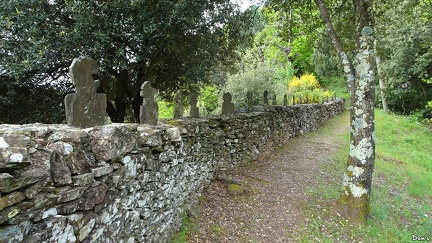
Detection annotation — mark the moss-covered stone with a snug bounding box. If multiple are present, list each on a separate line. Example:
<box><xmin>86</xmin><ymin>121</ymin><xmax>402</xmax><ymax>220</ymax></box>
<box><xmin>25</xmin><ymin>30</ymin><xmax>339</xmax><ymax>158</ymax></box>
<box><xmin>227</xmin><ymin>184</ymin><xmax>244</xmax><ymax>196</ymax></box>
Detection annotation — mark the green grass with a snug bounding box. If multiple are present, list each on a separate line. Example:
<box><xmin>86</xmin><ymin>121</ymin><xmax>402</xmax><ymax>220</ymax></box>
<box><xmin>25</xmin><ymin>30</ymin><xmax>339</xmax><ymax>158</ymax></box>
<box><xmin>321</xmin><ymin>76</ymin><xmax>350</xmax><ymax>104</ymax></box>
<box><xmin>295</xmin><ymin>109</ymin><xmax>432</xmax><ymax>242</ymax></box>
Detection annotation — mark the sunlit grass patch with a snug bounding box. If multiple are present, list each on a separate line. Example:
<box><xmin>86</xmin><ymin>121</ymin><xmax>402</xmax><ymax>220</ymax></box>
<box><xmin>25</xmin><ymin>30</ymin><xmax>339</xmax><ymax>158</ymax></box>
<box><xmin>294</xmin><ymin>109</ymin><xmax>432</xmax><ymax>242</ymax></box>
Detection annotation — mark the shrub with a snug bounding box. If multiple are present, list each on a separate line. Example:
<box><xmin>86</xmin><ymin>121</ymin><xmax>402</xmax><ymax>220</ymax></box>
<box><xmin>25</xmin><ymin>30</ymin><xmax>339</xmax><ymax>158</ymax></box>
<box><xmin>288</xmin><ymin>73</ymin><xmax>334</xmax><ymax>104</ymax></box>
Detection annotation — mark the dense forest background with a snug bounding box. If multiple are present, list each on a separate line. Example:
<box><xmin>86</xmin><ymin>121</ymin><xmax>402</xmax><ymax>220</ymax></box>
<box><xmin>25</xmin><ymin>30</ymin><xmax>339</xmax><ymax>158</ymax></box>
<box><xmin>1</xmin><ymin>0</ymin><xmax>431</xmax><ymax>124</ymax></box>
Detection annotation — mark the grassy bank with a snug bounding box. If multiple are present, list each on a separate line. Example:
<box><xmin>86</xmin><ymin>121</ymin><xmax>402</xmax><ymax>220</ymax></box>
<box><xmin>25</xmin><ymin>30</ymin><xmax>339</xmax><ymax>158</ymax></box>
<box><xmin>296</xmin><ymin>109</ymin><xmax>432</xmax><ymax>242</ymax></box>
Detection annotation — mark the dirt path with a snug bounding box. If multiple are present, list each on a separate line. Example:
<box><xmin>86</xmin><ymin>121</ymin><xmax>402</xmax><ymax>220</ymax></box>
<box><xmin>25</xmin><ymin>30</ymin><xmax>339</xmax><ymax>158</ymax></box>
<box><xmin>186</xmin><ymin>111</ymin><xmax>350</xmax><ymax>242</ymax></box>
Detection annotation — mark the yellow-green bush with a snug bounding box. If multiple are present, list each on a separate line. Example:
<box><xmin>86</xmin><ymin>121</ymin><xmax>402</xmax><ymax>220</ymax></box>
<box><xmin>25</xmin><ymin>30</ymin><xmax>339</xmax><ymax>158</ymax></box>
<box><xmin>288</xmin><ymin>73</ymin><xmax>334</xmax><ymax>104</ymax></box>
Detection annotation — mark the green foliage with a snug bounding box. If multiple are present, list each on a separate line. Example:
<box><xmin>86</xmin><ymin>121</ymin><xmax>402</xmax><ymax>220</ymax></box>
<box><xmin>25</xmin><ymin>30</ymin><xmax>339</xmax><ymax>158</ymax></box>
<box><xmin>288</xmin><ymin>73</ymin><xmax>334</xmax><ymax>103</ymax></box>
<box><xmin>0</xmin><ymin>0</ymin><xmax>254</xmax><ymax>123</ymax></box>
<box><xmin>376</xmin><ymin>0</ymin><xmax>432</xmax><ymax>115</ymax></box>
<box><xmin>0</xmin><ymin>79</ymin><xmax>67</xmax><ymax>124</ymax></box>
<box><xmin>158</xmin><ymin>100</ymin><xmax>174</xmax><ymax>120</ymax></box>
<box><xmin>223</xmin><ymin>62</ymin><xmax>293</xmax><ymax>107</ymax></box>
<box><xmin>199</xmin><ymin>85</ymin><xmax>219</xmax><ymax>114</ymax></box>
<box><xmin>320</xmin><ymin>76</ymin><xmax>349</xmax><ymax>103</ymax></box>
<box><xmin>223</xmin><ymin>63</ymin><xmax>275</xmax><ymax>107</ymax></box>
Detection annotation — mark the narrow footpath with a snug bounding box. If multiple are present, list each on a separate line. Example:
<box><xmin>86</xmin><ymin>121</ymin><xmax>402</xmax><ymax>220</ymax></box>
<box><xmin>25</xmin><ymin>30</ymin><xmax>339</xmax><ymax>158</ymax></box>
<box><xmin>186</xmin><ymin>111</ymin><xmax>350</xmax><ymax>242</ymax></box>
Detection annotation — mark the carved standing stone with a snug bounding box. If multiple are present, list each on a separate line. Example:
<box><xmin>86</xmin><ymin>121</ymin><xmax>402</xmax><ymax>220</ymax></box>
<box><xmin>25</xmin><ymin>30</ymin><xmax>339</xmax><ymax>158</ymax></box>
<box><xmin>222</xmin><ymin>92</ymin><xmax>235</xmax><ymax>115</ymax></box>
<box><xmin>263</xmin><ymin>90</ymin><xmax>268</xmax><ymax>105</ymax></box>
<box><xmin>173</xmin><ymin>90</ymin><xmax>183</xmax><ymax>119</ymax></box>
<box><xmin>247</xmin><ymin>91</ymin><xmax>253</xmax><ymax>111</ymax></box>
<box><xmin>284</xmin><ymin>94</ymin><xmax>288</xmax><ymax>106</ymax></box>
<box><xmin>139</xmin><ymin>82</ymin><xmax>159</xmax><ymax>125</ymax></box>
<box><xmin>64</xmin><ymin>57</ymin><xmax>107</xmax><ymax>128</ymax></box>
<box><xmin>272</xmin><ymin>94</ymin><xmax>277</xmax><ymax>105</ymax></box>
<box><xmin>188</xmin><ymin>93</ymin><xmax>200</xmax><ymax>118</ymax></box>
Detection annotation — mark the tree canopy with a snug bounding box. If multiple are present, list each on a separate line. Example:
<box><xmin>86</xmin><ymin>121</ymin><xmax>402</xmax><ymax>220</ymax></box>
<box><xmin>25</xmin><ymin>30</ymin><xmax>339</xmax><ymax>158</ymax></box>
<box><xmin>0</xmin><ymin>0</ymin><xmax>254</xmax><ymax>123</ymax></box>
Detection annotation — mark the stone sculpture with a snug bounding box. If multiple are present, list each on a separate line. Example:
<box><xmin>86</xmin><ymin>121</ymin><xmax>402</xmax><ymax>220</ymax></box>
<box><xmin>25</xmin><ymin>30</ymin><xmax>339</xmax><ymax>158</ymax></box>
<box><xmin>284</xmin><ymin>94</ymin><xmax>288</xmax><ymax>106</ymax></box>
<box><xmin>222</xmin><ymin>92</ymin><xmax>235</xmax><ymax>115</ymax></box>
<box><xmin>272</xmin><ymin>94</ymin><xmax>277</xmax><ymax>105</ymax></box>
<box><xmin>64</xmin><ymin>57</ymin><xmax>107</xmax><ymax>128</ymax></box>
<box><xmin>247</xmin><ymin>91</ymin><xmax>253</xmax><ymax>111</ymax></box>
<box><xmin>173</xmin><ymin>90</ymin><xmax>183</xmax><ymax>119</ymax></box>
<box><xmin>139</xmin><ymin>81</ymin><xmax>159</xmax><ymax>125</ymax></box>
<box><xmin>188</xmin><ymin>92</ymin><xmax>200</xmax><ymax>118</ymax></box>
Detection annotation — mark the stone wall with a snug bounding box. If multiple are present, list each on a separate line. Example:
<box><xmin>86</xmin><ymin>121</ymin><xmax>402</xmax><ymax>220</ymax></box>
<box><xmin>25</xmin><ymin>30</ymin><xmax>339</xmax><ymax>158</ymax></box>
<box><xmin>0</xmin><ymin>99</ymin><xmax>344</xmax><ymax>243</ymax></box>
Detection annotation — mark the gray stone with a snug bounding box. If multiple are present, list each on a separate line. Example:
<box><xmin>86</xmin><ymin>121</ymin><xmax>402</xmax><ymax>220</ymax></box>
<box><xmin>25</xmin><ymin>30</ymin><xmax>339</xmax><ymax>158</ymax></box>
<box><xmin>91</xmin><ymin>162</ymin><xmax>113</xmax><ymax>177</ymax></box>
<box><xmin>188</xmin><ymin>93</ymin><xmax>200</xmax><ymax>118</ymax></box>
<box><xmin>137</xmin><ymin>127</ymin><xmax>163</xmax><ymax>147</ymax></box>
<box><xmin>166</xmin><ymin>127</ymin><xmax>182</xmax><ymax>142</ymax></box>
<box><xmin>263</xmin><ymin>90</ymin><xmax>268</xmax><ymax>105</ymax></box>
<box><xmin>0</xmin><ymin>191</ymin><xmax>25</xmax><ymax>211</ymax></box>
<box><xmin>0</xmin><ymin>206</ymin><xmax>20</xmax><ymax>224</ymax></box>
<box><xmin>272</xmin><ymin>94</ymin><xmax>277</xmax><ymax>105</ymax></box>
<box><xmin>246</xmin><ymin>91</ymin><xmax>253</xmax><ymax>111</ymax></box>
<box><xmin>284</xmin><ymin>94</ymin><xmax>288</xmax><ymax>106</ymax></box>
<box><xmin>64</xmin><ymin>57</ymin><xmax>107</xmax><ymax>128</ymax></box>
<box><xmin>222</xmin><ymin>92</ymin><xmax>235</xmax><ymax>116</ymax></box>
<box><xmin>0</xmin><ymin>224</ymin><xmax>25</xmax><ymax>242</ymax></box>
<box><xmin>139</xmin><ymin>81</ymin><xmax>159</xmax><ymax>125</ymax></box>
<box><xmin>0</xmin><ymin>147</ymin><xmax>31</xmax><ymax>172</ymax></box>
<box><xmin>88</xmin><ymin>125</ymin><xmax>137</xmax><ymax>161</ymax></box>
<box><xmin>72</xmin><ymin>173</ymin><xmax>94</xmax><ymax>187</ymax></box>
<box><xmin>0</xmin><ymin>173</ymin><xmax>39</xmax><ymax>194</ymax></box>
<box><xmin>78</xmin><ymin>183</ymin><xmax>108</xmax><ymax>210</ymax></box>
<box><xmin>173</xmin><ymin>90</ymin><xmax>183</xmax><ymax>119</ymax></box>
<box><xmin>57</xmin><ymin>187</ymin><xmax>87</xmax><ymax>203</ymax></box>
<box><xmin>51</xmin><ymin>154</ymin><xmax>72</xmax><ymax>186</ymax></box>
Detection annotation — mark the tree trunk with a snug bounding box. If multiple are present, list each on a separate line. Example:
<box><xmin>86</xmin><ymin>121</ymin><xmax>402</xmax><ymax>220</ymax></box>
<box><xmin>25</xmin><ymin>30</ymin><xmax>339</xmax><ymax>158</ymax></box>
<box><xmin>107</xmin><ymin>69</ymin><xmax>129</xmax><ymax>123</ymax></box>
<box><xmin>315</xmin><ymin>0</ymin><xmax>376</xmax><ymax>223</ymax></box>
<box><xmin>375</xmin><ymin>52</ymin><xmax>389</xmax><ymax>112</ymax></box>
<box><xmin>314</xmin><ymin>0</ymin><xmax>355</xmax><ymax>101</ymax></box>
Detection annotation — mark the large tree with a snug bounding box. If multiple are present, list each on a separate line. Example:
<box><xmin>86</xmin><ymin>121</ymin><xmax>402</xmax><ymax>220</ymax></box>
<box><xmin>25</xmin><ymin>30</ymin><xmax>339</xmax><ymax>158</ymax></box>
<box><xmin>314</xmin><ymin>0</ymin><xmax>375</xmax><ymax>223</ymax></box>
<box><xmin>0</xmin><ymin>0</ymin><xmax>253</xmax><ymax>123</ymax></box>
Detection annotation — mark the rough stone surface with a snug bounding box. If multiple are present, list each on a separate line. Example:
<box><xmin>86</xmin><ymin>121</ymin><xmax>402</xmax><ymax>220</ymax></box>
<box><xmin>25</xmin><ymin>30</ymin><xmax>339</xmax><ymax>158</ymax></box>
<box><xmin>222</xmin><ymin>92</ymin><xmax>235</xmax><ymax>116</ymax></box>
<box><xmin>64</xmin><ymin>57</ymin><xmax>107</xmax><ymax>128</ymax></box>
<box><xmin>247</xmin><ymin>91</ymin><xmax>253</xmax><ymax>112</ymax></box>
<box><xmin>173</xmin><ymin>90</ymin><xmax>184</xmax><ymax>119</ymax></box>
<box><xmin>188</xmin><ymin>93</ymin><xmax>200</xmax><ymax>118</ymax></box>
<box><xmin>139</xmin><ymin>81</ymin><xmax>159</xmax><ymax>125</ymax></box>
<box><xmin>0</xmin><ymin>99</ymin><xmax>344</xmax><ymax>243</ymax></box>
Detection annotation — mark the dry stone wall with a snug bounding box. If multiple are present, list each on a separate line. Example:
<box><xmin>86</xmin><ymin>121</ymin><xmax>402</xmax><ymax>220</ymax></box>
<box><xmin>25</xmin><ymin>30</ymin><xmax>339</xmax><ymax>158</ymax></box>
<box><xmin>0</xmin><ymin>99</ymin><xmax>344</xmax><ymax>243</ymax></box>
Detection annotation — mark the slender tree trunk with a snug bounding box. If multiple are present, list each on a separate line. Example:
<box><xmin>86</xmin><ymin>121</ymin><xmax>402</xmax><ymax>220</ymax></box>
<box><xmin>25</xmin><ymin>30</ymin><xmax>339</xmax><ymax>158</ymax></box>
<box><xmin>315</xmin><ymin>0</ymin><xmax>376</xmax><ymax>223</ymax></box>
<box><xmin>375</xmin><ymin>52</ymin><xmax>389</xmax><ymax>112</ymax></box>
<box><xmin>314</xmin><ymin>0</ymin><xmax>355</xmax><ymax>100</ymax></box>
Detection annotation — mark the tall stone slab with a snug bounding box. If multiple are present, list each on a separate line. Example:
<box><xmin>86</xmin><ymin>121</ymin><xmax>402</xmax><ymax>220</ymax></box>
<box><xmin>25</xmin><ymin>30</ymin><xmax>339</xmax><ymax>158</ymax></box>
<box><xmin>247</xmin><ymin>91</ymin><xmax>253</xmax><ymax>112</ymax></box>
<box><xmin>263</xmin><ymin>90</ymin><xmax>268</xmax><ymax>105</ymax></box>
<box><xmin>64</xmin><ymin>57</ymin><xmax>106</xmax><ymax>128</ymax></box>
<box><xmin>284</xmin><ymin>94</ymin><xmax>288</xmax><ymax>106</ymax></box>
<box><xmin>188</xmin><ymin>93</ymin><xmax>200</xmax><ymax>118</ymax></box>
<box><xmin>139</xmin><ymin>82</ymin><xmax>159</xmax><ymax>125</ymax></box>
<box><xmin>222</xmin><ymin>92</ymin><xmax>235</xmax><ymax>115</ymax></box>
<box><xmin>173</xmin><ymin>90</ymin><xmax>183</xmax><ymax>119</ymax></box>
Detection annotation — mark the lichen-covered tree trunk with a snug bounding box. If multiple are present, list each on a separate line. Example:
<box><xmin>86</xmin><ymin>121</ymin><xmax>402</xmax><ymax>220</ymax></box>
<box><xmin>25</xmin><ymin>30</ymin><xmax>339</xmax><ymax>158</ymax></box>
<box><xmin>375</xmin><ymin>51</ymin><xmax>389</xmax><ymax>112</ymax></box>
<box><xmin>315</xmin><ymin>0</ymin><xmax>376</xmax><ymax>223</ymax></box>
